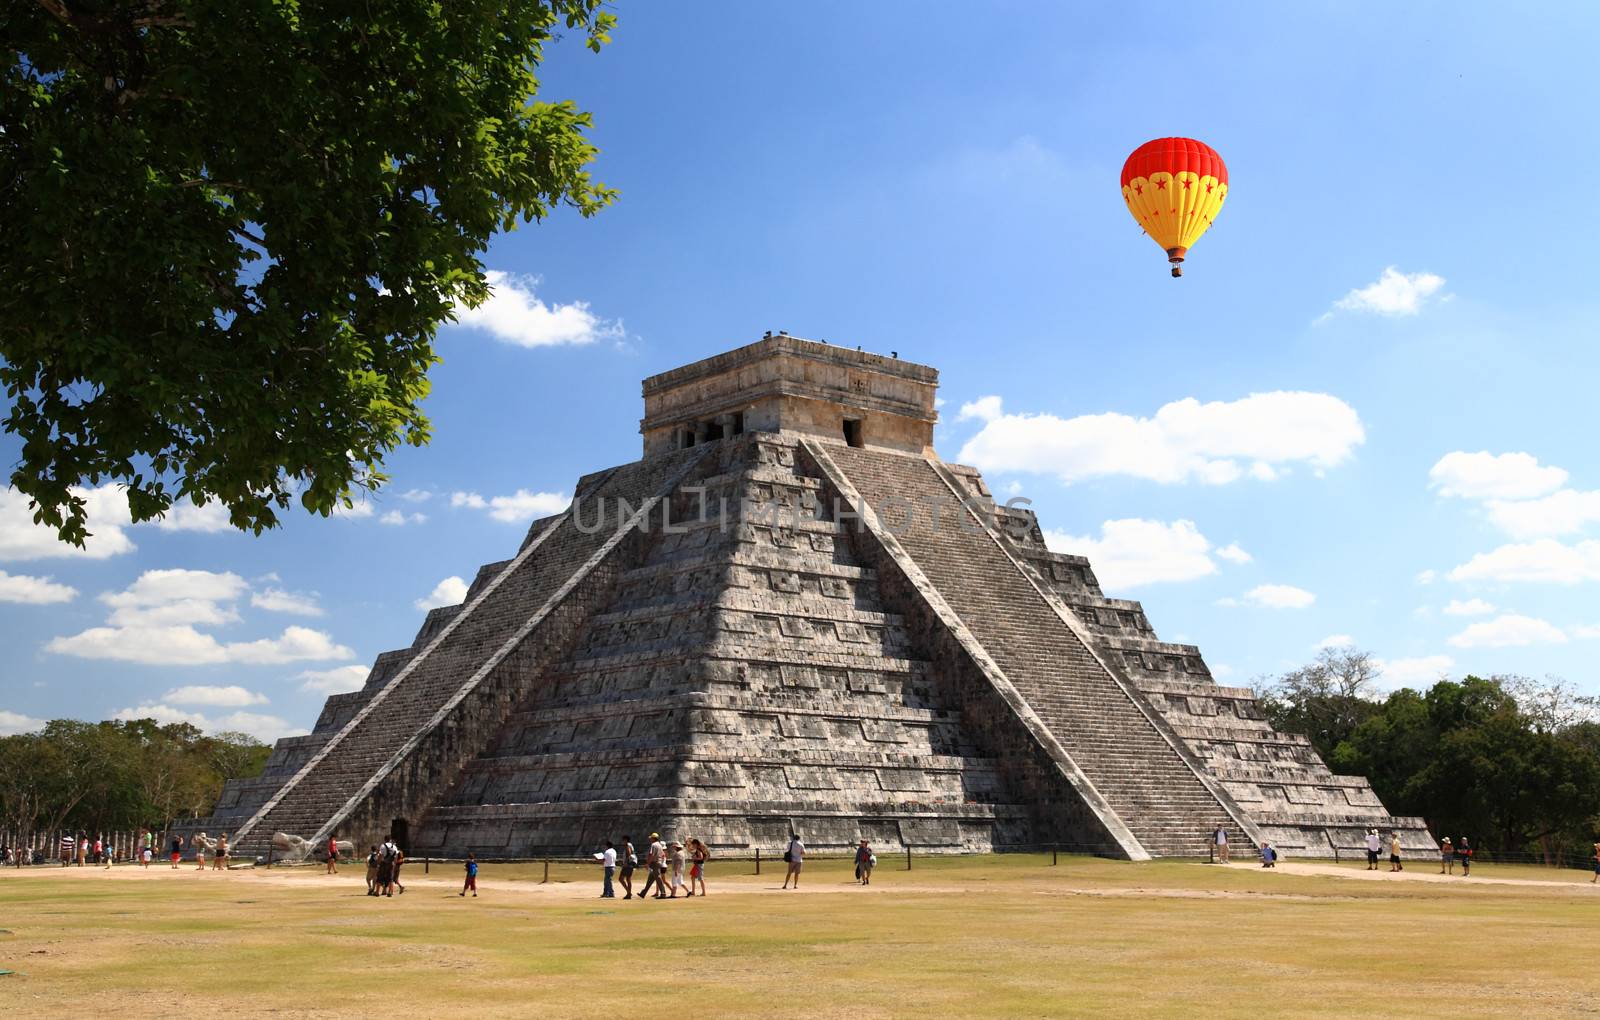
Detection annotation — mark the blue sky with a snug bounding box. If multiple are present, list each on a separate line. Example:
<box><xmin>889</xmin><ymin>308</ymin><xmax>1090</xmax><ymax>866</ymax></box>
<box><xmin>4</xmin><ymin>3</ymin><xmax>1598</xmax><ymax>740</ymax></box>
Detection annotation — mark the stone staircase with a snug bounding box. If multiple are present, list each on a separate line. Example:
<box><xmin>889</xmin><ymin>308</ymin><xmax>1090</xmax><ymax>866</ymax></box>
<box><xmin>227</xmin><ymin>446</ymin><xmax>708</xmax><ymax>857</ymax></box>
<box><xmin>820</xmin><ymin>444</ymin><xmax>1254</xmax><ymax>857</ymax></box>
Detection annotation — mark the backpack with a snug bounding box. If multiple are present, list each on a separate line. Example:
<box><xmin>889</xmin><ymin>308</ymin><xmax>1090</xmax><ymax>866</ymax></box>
<box><xmin>381</xmin><ymin>844</ymin><xmax>397</xmax><ymax>862</ymax></box>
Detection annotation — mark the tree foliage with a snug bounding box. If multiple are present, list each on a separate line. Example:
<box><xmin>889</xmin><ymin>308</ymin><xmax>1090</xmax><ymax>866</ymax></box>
<box><xmin>1</xmin><ymin>1</ymin><xmax>617</xmax><ymax>545</ymax></box>
<box><xmin>0</xmin><ymin>717</ymin><xmax>269</xmax><ymax>835</ymax></box>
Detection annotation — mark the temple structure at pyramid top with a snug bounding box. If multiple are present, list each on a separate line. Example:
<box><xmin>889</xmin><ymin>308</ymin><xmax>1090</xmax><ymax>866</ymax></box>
<box><xmin>639</xmin><ymin>334</ymin><xmax>939</xmax><ymax>457</ymax></box>
<box><xmin>182</xmin><ymin>335</ymin><xmax>1433</xmax><ymax>863</ymax></box>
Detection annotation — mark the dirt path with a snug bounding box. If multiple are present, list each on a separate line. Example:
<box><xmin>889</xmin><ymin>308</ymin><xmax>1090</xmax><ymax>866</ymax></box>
<box><xmin>1229</xmin><ymin>858</ymin><xmax>1599</xmax><ymax>889</ymax></box>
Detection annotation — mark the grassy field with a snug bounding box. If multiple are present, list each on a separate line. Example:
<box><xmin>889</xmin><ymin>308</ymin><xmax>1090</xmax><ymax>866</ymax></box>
<box><xmin>1</xmin><ymin>854</ymin><xmax>1596</xmax><ymax>1017</ymax></box>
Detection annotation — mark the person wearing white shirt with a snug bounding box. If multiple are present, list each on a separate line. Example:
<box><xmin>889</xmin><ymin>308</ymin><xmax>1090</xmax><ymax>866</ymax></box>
<box><xmin>782</xmin><ymin>833</ymin><xmax>805</xmax><ymax>889</ymax></box>
<box><xmin>595</xmin><ymin>841</ymin><xmax>617</xmax><ymax>898</ymax></box>
<box><xmin>1364</xmin><ymin>828</ymin><xmax>1382</xmax><ymax>871</ymax></box>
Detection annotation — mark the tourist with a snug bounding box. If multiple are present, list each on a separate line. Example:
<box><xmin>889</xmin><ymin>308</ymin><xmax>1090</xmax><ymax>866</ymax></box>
<box><xmin>1457</xmin><ymin>837</ymin><xmax>1472</xmax><ymax>877</ymax></box>
<box><xmin>1440</xmin><ymin>837</ymin><xmax>1454</xmax><ymax>875</ymax></box>
<box><xmin>1388</xmin><ymin>832</ymin><xmax>1403</xmax><ymax>872</ymax></box>
<box><xmin>1259</xmin><ymin>841</ymin><xmax>1277</xmax><ymax>868</ymax></box>
<box><xmin>391</xmin><ymin>844</ymin><xmax>406</xmax><ymax>895</ymax></box>
<box><xmin>688</xmin><ymin>838</ymin><xmax>708</xmax><ymax>896</ymax></box>
<box><xmin>213</xmin><ymin>832</ymin><xmax>228</xmax><ymax>871</ymax></box>
<box><xmin>618</xmin><ymin>835</ymin><xmax>636</xmax><ymax>900</ymax></box>
<box><xmin>143</xmin><ymin>828</ymin><xmax>155</xmax><ymax>867</ymax></box>
<box><xmin>376</xmin><ymin>839</ymin><xmax>396</xmax><ymax>896</ymax></box>
<box><xmin>1213</xmin><ymin>823</ymin><xmax>1230</xmax><ymax>864</ymax></box>
<box><xmin>1364</xmin><ymin>828</ymin><xmax>1381</xmax><ymax>871</ymax></box>
<box><xmin>595</xmin><ymin>840</ymin><xmax>617</xmax><ymax>898</ymax></box>
<box><xmin>325</xmin><ymin>835</ymin><xmax>340</xmax><ymax>875</ymax></box>
<box><xmin>193</xmin><ymin>834</ymin><xmax>205</xmax><ymax>870</ymax></box>
<box><xmin>94</xmin><ymin>835</ymin><xmax>104</xmax><ymax>868</ymax></box>
<box><xmin>1591</xmin><ymin>843</ymin><xmax>1600</xmax><ymax>884</ymax></box>
<box><xmin>365</xmin><ymin>845</ymin><xmax>379</xmax><ymax>895</ymax></box>
<box><xmin>668</xmin><ymin>840</ymin><xmax>686</xmax><ymax>898</ymax></box>
<box><xmin>855</xmin><ymin>840</ymin><xmax>874</xmax><ymax>885</ymax></box>
<box><xmin>461</xmin><ymin>853</ymin><xmax>478</xmax><ymax>897</ymax></box>
<box><xmin>638</xmin><ymin>833</ymin><xmax>667</xmax><ymax>900</ymax></box>
<box><xmin>782</xmin><ymin>832</ymin><xmax>805</xmax><ymax>889</ymax></box>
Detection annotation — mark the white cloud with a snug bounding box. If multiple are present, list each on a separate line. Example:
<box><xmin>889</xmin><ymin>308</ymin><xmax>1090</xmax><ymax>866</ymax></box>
<box><xmin>1416</xmin><ymin>569</ymin><xmax>1437</xmax><ymax>585</ymax></box>
<box><xmin>1221</xmin><ymin>584</ymin><xmax>1316</xmax><ymax>610</ymax></box>
<box><xmin>1429</xmin><ymin>451</ymin><xmax>1567</xmax><ymax>501</ymax></box>
<box><xmin>110</xmin><ymin>703</ymin><xmax>304</xmax><ymax>742</ymax></box>
<box><xmin>1210</xmin><ymin>663</ymin><xmax>1236</xmax><ymax>679</ymax></box>
<box><xmin>958</xmin><ymin>391</ymin><xmax>1364</xmax><ymax>486</ymax></box>
<box><xmin>0</xmin><ymin>570</ymin><xmax>78</xmax><ymax>604</ymax></box>
<box><xmin>149</xmin><ymin>501</ymin><xmax>233</xmax><ymax>533</ymax></box>
<box><xmin>1215</xmin><ymin>543</ymin><xmax>1252</xmax><ymax>565</ymax></box>
<box><xmin>46</xmin><ymin>624</ymin><xmax>353</xmax><ymax>666</ymax></box>
<box><xmin>397</xmin><ymin>489</ymin><xmax>433</xmax><ymax>503</ymax></box>
<box><xmin>297</xmin><ymin>665</ymin><xmax>370</xmax><ymax>695</ymax></box>
<box><xmin>958</xmin><ymin>396</ymin><xmax>1004</xmax><ymax>423</ymax></box>
<box><xmin>379</xmin><ymin>510</ymin><xmax>428</xmax><ymax>526</ymax></box>
<box><xmin>453</xmin><ymin>489</ymin><xmax>569</xmax><ymax>524</ymax></box>
<box><xmin>1571</xmin><ymin>624</ymin><xmax>1600</xmax><ymax>640</ymax></box>
<box><xmin>107</xmin><ymin>598</ymin><xmax>241</xmax><ymax>628</ymax></box>
<box><xmin>161</xmin><ymin>685</ymin><xmax>269</xmax><ymax>707</ymax></box>
<box><xmin>330</xmin><ymin>500</ymin><xmax>375</xmax><ymax>519</ymax></box>
<box><xmin>1448</xmin><ymin>539</ymin><xmax>1600</xmax><ymax>585</ymax></box>
<box><xmin>102</xmin><ymin>568</ymin><xmax>248</xmax><ymax>609</ymax></box>
<box><xmin>415</xmin><ymin>576</ymin><xmax>469</xmax><ymax>612</ymax></box>
<box><xmin>1315</xmin><ymin>634</ymin><xmax>1355</xmax><ymax>650</ymax></box>
<box><xmin>451</xmin><ymin>270</ymin><xmax>623</xmax><ymax>348</ymax></box>
<box><xmin>1324</xmin><ymin>266</ymin><xmax>1447</xmax><ymax>319</ymax></box>
<box><xmin>0</xmin><ymin>709</ymin><xmax>46</xmax><ymax>736</ymax></box>
<box><xmin>1448</xmin><ymin>613</ymin><xmax>1569</xmax><ymax>649</ymax></box>
<box><xmin>1486</xmin><ymin>489</ymin><xmax>1600</xmax><ymax>539</ymax></box>
<box><xmin>250</xmin><ymin>587</ymin><xmax>324</xmax><ymax>617</ymax></box>
<box><xmin>1042</xmin><ymin>519</ymin><xmax>1217</xmax><ymax>590</ymax></box>
<box><xmin>0</xmin><ymin>484</ymin><xmax>136</xmax><ymax>561</ymax></box>
<box><xmin>1442</xmin><ymin>598</ymin><xmax>1495</xmax><ymax>617</ymax></box>
<box><xmin>1376</xmin><ymin>655</ymin><xmax>1454</xmax><ymax>688</ymax></box>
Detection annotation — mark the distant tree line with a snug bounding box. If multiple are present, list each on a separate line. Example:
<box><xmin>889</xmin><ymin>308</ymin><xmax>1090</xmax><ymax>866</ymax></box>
<box><xmin>1258</xmin><ymin>648</ymin><xmax>1600</xmax><ymax>863</ymax></box>
<box><xmin>0</xmin><ymin>719</ymin><xmax>270</xmax><ymax>838</ymax></box>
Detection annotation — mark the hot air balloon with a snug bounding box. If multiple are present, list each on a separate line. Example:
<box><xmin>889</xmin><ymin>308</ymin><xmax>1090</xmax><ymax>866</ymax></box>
<box><xmin>1120</xmin><ymin>137</ymin><xmax>1228</xmax><ymax>278</ymax></box>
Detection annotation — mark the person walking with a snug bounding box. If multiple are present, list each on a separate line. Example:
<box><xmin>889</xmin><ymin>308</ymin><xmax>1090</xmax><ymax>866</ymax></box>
<box><xmin>1457</xmin><ymin>837</ymin><xmax>1472</xmax><ymax>877</ymax></box>
<box><xmin>365</xmin><ymin>845</ymin><xmax>380</xmax><ymax>895</ymax></box>
<box><xmin>1259</xmin><ymin>841</ymin><xmax>1277</xmax><ymax>868</ymax></box>
<box><xmin>391</xmin><ymin>844</ymin><xmax>406</xmax><ymax>894</ymax></box>
<box><xmin>376</xmin><ymin>839</ymin><xmax>396</xmax><ymax>896</ymax></box>
<box><xmin>638</xmin><ymin>833</ymin><xmax>667</xmax><ymax>900</ymax></box>
<box><xmin>595</xmin><ymin>841</ymin><xmax>617</xmax><ymax>898</ymax></box>
<box><xmin>855</xmin><ymin>840</ymin><xmax>875</xmax><ymax>885</ymax></box>
<box><xmin>618</xmin><ymin>835</ymin><xmax>636</xmax><ymax>900</ymax></box>
<box><xmin>668</xmin><ymin>841</ymin><xmax>687</xmax><ymax>898</ymax></box>
<box><xmin>169</xmin><ymin>834</ymin><xmax>182</xmax><ymax>868</ymax></box>
<box><xmin>1364</xmin><ymin>828</ymin><xmax>1381</xmax><ymax>871</ymax></box>
<box><xmin>1440</xmin><ymin>837</ymin><xmax>1454</xmax><ymax>875</ymax></box>
<box><xmin>1213</xmin><ymin>824</ymin><xmax>1230</xmax><ymax>864</ymax></box>
<box><xmin>325</xmin><ymin>835</ymin><xmax>340</xmax><ymax>875</ymax></box>
<box><xmin>461</xmin><ymin>853</ymin><xmax>478</xmax><ymax>897</ymax></box>
<box><xmin>193</xmin><ymin>834</ymin><xmax>205</xmax><ymax>870</ymax></box>
<box><xmin>782</xmin><ymin>832</ymin><xmax>805</xmax><ymax>889</ymax></box>
<box><xmin>688</xmin><ymin>838</ymin><xmax>708</xmax><ymax>897</ymax></box>
<box><xmin>1388</xmin><ymin>832</ymin><xmax>1403</xmax><ymax>872</ymax></box>
<box><xmin>1591</xmin><ymin>843</ymin><xmax>1600</xmax><ymax>884</ymax></box>
<box><xmin>142</xmin><ymin>829</ymin><xmax>154</xmax><ymax>868</ymax></box>
<box><xmin>212</xmin><ymin>832</ymin><xmax>228</xmax><ymax>871</ymax></box>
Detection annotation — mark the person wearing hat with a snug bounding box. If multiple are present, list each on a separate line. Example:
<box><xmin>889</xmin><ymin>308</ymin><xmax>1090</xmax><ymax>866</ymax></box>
<box><xmin>854</xmin><ymin>839</ymin><xmax>875</xmax><ymax>885</ymax></box>
<box><xmin>1439</xmin><ymin>836</ymin><xmax>1454</xmax><ymax>875</ymax></box>
<box><xmin>1364</xmin><ymin>828</ymin><xmax>1381</xmax><ymax>871</ymax></box>
<box><xmin>668</xmin><ymin>841</ymin><xmax>687</xmax><ymax>898</ymax></box>
<box><xmin>638</xmin><ymin>833</ymin><xmax>667</xmax><ymax>900</ymax></box>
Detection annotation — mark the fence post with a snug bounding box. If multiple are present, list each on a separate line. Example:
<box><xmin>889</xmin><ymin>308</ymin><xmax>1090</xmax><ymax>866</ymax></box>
<box><xmin>754</xmin><ymin>848</ymin><xmax>760</xmax><ymax>876</ymax></box>
<box><xmin>542</xmin><ymin>858</ymin><xmax>549</xmax><ymax>884</ymax></box>
<box><xmin>1052</xmin><ymin>846</ymin><xmax>1058</xmax><ymax>867</ymax></box>
<box><xmin>424</xmin><ymin>856</ymin><xmax>429</xmax><ymax>875</ymax></box>
<box><xmin>905</xmin><ymin>845</ymin><xmax>912</xmax><ymax>871</ymax></box>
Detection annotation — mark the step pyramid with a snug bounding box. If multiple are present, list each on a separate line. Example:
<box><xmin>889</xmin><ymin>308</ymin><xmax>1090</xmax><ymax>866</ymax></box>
<box><xmin>179</xmin><ymin>336</ymin><xmax>1434</xmax><ymax>861</ymax></box>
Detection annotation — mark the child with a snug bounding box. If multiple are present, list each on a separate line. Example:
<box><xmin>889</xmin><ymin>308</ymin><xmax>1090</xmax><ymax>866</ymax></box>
<box><xmin>688</xmin><ymin>838</ymin><xmax>708</xmax><ymax>897</ymax></box>
<box><xmin>365</xmin><ymin>845</ymin><xmax>379</xmax><ymax>896</ymax></box>
<box><xmin>1259</xmin><ymin>841</ymin><xmax>1277</xmax><ymax>868</ymax></box>
<box><xmin>461</xmin><ymin>853</ymin><xmax>478</xmax><ymax>897</ymax></box>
